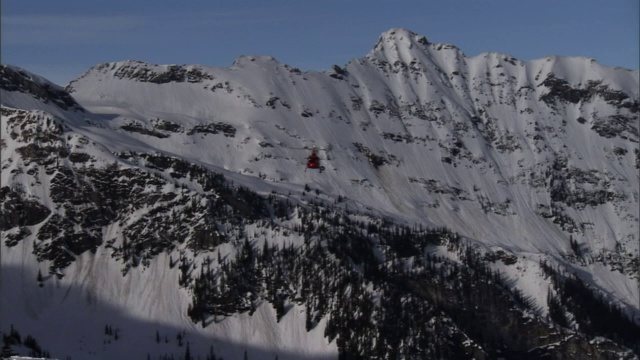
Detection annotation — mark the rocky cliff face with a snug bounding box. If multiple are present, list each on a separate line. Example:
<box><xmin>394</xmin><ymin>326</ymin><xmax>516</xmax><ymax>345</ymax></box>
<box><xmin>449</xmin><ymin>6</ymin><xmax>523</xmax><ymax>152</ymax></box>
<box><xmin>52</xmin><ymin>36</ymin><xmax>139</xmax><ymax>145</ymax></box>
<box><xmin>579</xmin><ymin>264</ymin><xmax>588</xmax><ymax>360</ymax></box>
<box><xmin>1</xmin><ymin>29</ymin><xmax>638</xmax><ymax>359</ymax></box>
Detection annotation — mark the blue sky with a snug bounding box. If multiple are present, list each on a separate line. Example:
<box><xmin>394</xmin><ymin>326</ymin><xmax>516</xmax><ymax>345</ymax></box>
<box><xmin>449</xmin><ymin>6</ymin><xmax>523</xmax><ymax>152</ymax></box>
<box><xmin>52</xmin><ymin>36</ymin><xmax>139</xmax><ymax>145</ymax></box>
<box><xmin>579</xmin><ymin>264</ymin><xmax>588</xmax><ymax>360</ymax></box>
<box><xmin>2</xmin><ymin>0</ymin><xmax>638</xmax><ymax>86</ymax></box>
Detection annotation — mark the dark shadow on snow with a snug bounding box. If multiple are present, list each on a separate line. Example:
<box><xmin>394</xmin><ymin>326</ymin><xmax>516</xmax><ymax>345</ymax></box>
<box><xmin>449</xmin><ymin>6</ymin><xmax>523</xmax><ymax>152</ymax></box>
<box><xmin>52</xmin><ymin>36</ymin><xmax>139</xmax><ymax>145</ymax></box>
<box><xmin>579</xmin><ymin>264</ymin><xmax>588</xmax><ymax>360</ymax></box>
<box><xmin>0</xmin><ymin>264</ymin><xmax>335</xmax><ymax>360</ymax></box>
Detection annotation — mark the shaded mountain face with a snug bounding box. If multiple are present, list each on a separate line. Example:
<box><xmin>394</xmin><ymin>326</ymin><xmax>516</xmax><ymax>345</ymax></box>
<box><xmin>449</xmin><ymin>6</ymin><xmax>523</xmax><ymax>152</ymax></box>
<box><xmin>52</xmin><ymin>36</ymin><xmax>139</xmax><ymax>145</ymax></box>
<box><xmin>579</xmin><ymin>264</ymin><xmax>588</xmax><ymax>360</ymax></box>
<box><xmin>1</xmin><ymin>29</ymin><xmax>639</xmax><ymax>359</ymax></box>
<box><xmin>0</xmin><ymin>65</ymin><xmax>83</xmax><ymax>111</ymax></box>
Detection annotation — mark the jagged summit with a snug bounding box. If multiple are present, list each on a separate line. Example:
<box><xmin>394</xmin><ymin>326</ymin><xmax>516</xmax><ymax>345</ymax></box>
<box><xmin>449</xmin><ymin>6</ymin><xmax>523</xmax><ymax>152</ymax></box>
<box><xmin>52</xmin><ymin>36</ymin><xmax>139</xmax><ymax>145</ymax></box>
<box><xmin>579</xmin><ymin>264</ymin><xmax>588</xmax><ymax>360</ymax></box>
<box><xmin>369</xmin><ymin>28</ymin><xmax>430</xmax><ymax>61</ymax></box>
<box><xmin>365</xmin><ymin>28</ymin><xmax>469</xmax><ymax>73</ymax></box>
<box><xmin>375</xmin><ymin>28</ymin><xmax>430</xmax><ymax>47</ymax></box>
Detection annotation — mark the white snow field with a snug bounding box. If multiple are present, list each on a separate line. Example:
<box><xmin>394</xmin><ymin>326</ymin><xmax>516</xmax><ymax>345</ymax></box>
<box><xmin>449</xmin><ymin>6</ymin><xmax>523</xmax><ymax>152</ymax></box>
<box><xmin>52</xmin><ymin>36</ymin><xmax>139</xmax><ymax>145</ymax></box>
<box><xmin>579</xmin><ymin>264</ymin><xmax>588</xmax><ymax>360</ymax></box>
<box><xmin>1</xmin><ymin>28</ymin><xmax>638</xmax><ymax>359</ymax></box>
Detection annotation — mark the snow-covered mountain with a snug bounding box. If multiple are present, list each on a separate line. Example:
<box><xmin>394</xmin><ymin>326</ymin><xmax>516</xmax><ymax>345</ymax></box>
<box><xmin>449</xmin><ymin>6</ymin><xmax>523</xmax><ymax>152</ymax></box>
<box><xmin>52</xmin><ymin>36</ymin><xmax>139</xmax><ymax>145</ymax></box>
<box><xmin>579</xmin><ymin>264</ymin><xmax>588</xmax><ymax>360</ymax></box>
<box><xmin>2</xmin><ymin>28</ymin><xmax>639</xmax><ymax>359</ymax></box>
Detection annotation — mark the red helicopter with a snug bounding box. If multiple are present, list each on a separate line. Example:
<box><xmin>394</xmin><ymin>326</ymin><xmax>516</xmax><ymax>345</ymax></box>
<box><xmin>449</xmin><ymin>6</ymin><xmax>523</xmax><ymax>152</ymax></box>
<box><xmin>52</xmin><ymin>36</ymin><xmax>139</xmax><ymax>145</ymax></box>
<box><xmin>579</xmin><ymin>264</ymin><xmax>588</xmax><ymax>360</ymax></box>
<box><xmin>307</xmin><ymin>150</ymin><xmax>320</xmax><ymax>169</ymax></box>
<box><xmin>285</xmin><ymin>144</ymin><xmax>329</xmax><ymax>172</ymax></box>
<box><xmin>304</xmin><ymin>146</ymin><xmax>326</xmax><ymax>172</ymax></box>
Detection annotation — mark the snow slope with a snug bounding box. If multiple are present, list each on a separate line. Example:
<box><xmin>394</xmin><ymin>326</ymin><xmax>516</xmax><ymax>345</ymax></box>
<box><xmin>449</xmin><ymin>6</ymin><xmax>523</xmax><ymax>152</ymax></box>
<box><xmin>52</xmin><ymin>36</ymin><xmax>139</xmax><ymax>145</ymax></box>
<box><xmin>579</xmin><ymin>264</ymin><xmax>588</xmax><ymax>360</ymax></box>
<box><xmin>2</xmin><ymin>28</ymin><xmax>638</xmax><ymax>359</ymax></box>
<box><xmin>66</xmin><ymin>29</ymin><xmax>638</xmax><ymax>253</ymax></box>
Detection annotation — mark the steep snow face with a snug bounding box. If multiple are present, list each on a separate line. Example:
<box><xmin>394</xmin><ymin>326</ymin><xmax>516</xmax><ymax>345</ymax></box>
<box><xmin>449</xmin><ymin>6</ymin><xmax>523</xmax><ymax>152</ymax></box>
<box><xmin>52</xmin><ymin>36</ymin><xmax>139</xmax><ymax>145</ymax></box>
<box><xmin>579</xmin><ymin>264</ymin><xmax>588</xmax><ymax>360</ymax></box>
<box><xmin>2</xmin><ymin>28</ymin><xmax>639</xmax><ymax>359</ymax></box>
<box><xmin>49</xmin><ymin>28</ymin><xmax>640</xmax><ymax>277</ymax></box>
<box><xmin>67</xmin><ymin>27</ymin><xmax>640</xmax><ymax>313</ymax></box>
<box><xmin>66</xmin><ymin>28</ymin><xmax>639</xmax><ymax>256</ymax></box>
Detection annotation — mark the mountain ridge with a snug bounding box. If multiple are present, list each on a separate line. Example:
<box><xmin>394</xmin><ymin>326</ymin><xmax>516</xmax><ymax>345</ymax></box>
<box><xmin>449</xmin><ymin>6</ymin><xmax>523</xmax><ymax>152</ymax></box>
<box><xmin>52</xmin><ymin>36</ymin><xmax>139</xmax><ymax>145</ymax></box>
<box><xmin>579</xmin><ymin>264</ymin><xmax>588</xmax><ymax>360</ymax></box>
<box><xmin>1</xmin><ymin>28</ymin><xmax>639</xmax><ymax>359</ymax></box>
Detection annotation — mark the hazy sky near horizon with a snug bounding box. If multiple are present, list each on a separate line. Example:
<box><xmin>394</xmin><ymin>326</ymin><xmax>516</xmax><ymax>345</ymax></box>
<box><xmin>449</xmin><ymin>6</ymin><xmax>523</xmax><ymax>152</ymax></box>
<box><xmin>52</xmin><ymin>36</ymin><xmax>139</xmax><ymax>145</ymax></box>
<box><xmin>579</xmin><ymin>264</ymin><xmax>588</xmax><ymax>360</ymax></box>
<box><xmin>2</xmin><ymin>0</ymin><xmax>638</xmax><ymax>86</ymax></box>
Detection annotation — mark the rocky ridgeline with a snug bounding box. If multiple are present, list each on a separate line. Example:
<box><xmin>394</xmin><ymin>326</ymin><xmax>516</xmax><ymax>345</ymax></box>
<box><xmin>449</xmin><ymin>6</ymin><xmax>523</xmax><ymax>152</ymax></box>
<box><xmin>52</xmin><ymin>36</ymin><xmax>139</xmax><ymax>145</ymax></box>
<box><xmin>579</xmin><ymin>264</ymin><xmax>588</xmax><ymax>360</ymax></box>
<box><xmin>79</xmin><ymin>61</ymin><xmax>216</xmax><ymax>84</ymax></box>
<box><xmin>0</xmin><ymin>65</ymin><xmax>83</xmax><ymax>111</ymax></box>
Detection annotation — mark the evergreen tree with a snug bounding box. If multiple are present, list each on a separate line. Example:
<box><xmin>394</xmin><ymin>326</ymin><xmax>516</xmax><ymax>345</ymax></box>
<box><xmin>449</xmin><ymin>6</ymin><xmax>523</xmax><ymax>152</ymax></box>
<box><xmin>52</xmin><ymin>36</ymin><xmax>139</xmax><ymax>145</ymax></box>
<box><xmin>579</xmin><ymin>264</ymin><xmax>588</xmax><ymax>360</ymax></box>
<box><xmin>547</xmin><ymin>290</ymin><xmax>568</xmax><ymax>327</ymax></box>
<box><xmin>184</xmin><ymin>342</ymin><xmax>192</xmax><ymax>360</ymax></box>
<box><xmin>1</xmin><ymin>342</ymin><xmax>17</xmax><ymax>358</ymax></box>
<box><xmin>206</xmin><ymin>344</ymin><xmax>216</xmax><ymax>360</ymax></box>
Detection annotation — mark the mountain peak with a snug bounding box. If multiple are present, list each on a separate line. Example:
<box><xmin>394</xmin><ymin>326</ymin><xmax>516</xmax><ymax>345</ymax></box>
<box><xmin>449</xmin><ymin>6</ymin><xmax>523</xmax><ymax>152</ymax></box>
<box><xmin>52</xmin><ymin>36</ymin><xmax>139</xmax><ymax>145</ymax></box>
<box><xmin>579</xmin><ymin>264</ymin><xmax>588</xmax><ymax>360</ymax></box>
<box><xmin>374</xmin><ymin>28</ymin><xmax>429</xmax><ymax>51</ymax></box>
<box><xmin>367</xmin><ymin>28</ymin><xmax>433</xmax><ymax>65</ymax></box>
